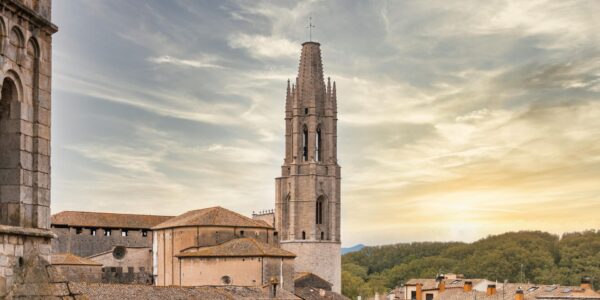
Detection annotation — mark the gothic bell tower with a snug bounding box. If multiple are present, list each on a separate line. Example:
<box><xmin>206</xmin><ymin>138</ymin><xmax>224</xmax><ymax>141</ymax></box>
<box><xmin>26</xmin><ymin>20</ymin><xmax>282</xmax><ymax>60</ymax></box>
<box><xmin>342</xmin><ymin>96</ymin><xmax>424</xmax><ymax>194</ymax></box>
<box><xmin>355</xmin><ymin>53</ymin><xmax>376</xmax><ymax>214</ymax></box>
<box><xmin>275</xmin><ymin>41</ymin><xmax>341</xmax><ymax>292</ymax></box>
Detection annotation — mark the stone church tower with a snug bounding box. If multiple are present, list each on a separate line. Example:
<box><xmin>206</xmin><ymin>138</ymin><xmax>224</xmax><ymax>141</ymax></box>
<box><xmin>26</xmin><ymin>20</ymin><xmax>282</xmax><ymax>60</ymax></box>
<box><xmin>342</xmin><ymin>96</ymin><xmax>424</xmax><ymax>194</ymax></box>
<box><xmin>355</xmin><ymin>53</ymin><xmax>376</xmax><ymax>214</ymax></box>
<box><xmin>275</xmin><ymin>41</ymin><xmax>341</xmax><ymax>292</ymax></box>
<box><xmin>0</xmin><ymin>0</ymin><xmax>58</xmax><ymax>296</ymax></box>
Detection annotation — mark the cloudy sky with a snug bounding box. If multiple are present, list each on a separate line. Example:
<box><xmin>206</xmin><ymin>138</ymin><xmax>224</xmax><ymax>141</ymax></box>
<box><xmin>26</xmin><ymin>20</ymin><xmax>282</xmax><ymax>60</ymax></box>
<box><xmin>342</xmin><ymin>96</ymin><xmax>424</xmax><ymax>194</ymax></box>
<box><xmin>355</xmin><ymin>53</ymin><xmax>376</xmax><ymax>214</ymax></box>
<box><xmin>51</xmin><ymin>0</ymin><xmax>600</xmax><ymax>246</ymax></box>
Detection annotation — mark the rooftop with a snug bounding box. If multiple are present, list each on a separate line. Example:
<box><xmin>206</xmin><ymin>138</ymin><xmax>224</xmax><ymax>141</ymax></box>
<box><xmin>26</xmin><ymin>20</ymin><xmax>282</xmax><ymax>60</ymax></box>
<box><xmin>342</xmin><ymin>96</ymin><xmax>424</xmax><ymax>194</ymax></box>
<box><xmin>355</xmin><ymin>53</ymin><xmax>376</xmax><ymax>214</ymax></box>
<box><xmin>152</xmin><ymin>206</ymin><xmax>272</xmax><ymax>230</ymax></box>
<box><xmin>405</xmin><ymin>278</ymin><xmax>486</xmax><ymax>291</ymax></box>
<box><xmin>67</xmin><ymin>282</ymin><xmax>300</xmax><ymax>299</ymax></box>
<box><xmin>436</xmin><ymin>283</ymin><xmax>600</xmax><ymax>300</ymax></box>
<box><xmin>51</xmin><ymin>211</ymin><xmax>173</xmax><ymax>229</ymax></box>
<box><xmin>176</xmin><ymin>238</ymin><xmax>296</xmax><ymax>258</ymax></box>
<box><xmin>51</xmin><ymin>253</ymin><xmax>102</xmax><ymax>266</ymax></box>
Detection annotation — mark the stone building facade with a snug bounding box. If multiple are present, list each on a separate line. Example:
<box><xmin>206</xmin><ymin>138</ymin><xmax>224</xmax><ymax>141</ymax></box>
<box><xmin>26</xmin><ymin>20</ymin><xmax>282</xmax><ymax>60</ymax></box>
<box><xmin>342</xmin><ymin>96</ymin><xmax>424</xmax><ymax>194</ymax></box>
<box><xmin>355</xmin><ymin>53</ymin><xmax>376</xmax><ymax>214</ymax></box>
<box><xmin>176</xmin><ymin>238</ymin><xmax>295</xmax><ymax>290</ymax></box>
<box><xmin>0</xmin><ymin>0</ymin><xmax>58</xmax><ymax>296</ymax></box>
<box><xmin>152</xmin><ymin>206</ymin><xmax>277</xmax><ymax>286</ymax></box>
<box><xmin>50</xmin><ymin>211</ymin><xmax>172</xmax><ymax>257</ymax></box>
<box><xmin>275</xmin><ymin>41</ymin><xmax>342</xmax><ymax>292</ymax></box>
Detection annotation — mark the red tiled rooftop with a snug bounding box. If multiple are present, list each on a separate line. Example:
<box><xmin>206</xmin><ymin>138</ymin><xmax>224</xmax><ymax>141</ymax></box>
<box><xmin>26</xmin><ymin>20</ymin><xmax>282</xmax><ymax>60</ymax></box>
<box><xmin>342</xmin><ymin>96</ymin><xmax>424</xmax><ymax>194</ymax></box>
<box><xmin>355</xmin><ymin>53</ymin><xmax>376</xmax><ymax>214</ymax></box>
<box><xmin>52</xmin><ymin>211</ymin><xmax>173</xmax><ymax>229</ymax></box>
<box><xmin>152</xmin><ymin>206</ymin><xmax>272</xmax><ymax>230</ymax></box>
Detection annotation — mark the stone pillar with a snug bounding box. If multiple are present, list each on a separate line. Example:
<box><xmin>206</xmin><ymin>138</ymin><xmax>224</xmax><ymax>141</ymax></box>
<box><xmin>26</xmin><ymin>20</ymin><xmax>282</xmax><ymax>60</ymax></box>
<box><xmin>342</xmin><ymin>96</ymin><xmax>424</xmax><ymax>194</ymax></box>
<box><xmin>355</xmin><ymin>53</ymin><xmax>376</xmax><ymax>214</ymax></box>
<box><xmin>0</xmin><ymin>0</ymin><xmax>58</xmax><ymax>296</ymax></box>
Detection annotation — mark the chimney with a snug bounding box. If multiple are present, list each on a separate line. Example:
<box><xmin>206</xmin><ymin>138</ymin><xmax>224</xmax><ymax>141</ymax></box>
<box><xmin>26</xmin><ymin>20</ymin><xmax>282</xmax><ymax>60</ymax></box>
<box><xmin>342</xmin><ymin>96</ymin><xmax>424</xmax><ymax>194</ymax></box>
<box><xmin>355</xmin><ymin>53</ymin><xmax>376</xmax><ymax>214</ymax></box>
<box><xmin>436</xmin><ymin>274</ymin><xmax>446</xmax><ymax>293</ymax></box>
<box><xmin>416</xmin><ymin>283</ymin><xmax>423</xmax><ymax>300</ymax></box>
<box><xmin>515</xmin><ymin>288</ymin><xmax>524</xmax><ymax>300</ymax></box>
<box><xmin>581</xmin><ymin>276</ymin><xmax>593</xmax><ymax>290</ymax></box>
<box><xmin>464</xmin><ymin>281</ymin><xmax>473</xmax><ymax>292</ymax></box>
<box><xmin>487</xmin><ymin>284</ymin><xmax>497</xmax><ymax>296</ymax></box>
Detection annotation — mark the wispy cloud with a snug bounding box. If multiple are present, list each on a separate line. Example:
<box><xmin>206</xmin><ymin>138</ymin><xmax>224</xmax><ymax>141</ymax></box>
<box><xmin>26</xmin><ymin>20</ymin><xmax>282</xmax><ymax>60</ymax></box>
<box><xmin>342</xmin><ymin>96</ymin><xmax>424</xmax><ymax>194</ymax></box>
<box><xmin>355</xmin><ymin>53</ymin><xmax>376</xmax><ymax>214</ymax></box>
<box><xmin>52</xmin><ymin>0</ymin><xmax>600</xmax><ymax>246</ymax></box>
<box><xmin>148</xmin><ymin>55</ymin><xmax>224</xmax><ymax>69</ymax></box>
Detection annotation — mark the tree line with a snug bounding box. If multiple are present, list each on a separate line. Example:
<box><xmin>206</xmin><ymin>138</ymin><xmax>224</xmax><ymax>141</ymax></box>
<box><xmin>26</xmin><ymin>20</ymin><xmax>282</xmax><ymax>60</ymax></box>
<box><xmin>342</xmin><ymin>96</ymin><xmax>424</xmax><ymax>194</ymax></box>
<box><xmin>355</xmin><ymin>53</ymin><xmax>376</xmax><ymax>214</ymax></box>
<box><xmin>342</xmin><ymin>230</ymin><xmax>600</xmax><ymax>298</ymax></box>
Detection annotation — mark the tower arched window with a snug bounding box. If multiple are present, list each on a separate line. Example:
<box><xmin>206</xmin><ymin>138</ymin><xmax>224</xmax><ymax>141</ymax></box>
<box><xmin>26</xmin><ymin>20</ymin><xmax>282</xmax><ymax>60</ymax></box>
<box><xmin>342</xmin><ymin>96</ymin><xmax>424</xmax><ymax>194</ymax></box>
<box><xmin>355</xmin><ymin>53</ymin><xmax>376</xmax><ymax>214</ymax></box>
<box><xmin>302</xmin><ymin>126</ymin><xmax>308</xmax><ymax>161</ymax></box>
<box><xmin>316</xmin><ymin>127</ymin><xmax>322</xmax><ymax>162</ymax></box>
<box><xmin>302</xmin><ymin>231</ymin><xmax>306</xmax><ymax>240</ymax></box>
<box><xmin>0</xmin><ymin>19</ymin><xmax>6</xmax><ymax>55</ymax></box>
<box><xmin>316</xmin><ymin>197</ymin><xmax>324</xmax><ymax>225</ymax></box>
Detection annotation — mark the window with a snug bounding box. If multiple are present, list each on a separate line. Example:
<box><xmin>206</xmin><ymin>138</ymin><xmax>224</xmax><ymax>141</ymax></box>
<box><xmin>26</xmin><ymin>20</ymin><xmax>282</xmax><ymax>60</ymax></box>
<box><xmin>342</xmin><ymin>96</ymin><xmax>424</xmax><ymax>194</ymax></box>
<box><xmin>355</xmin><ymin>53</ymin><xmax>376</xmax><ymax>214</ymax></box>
<box><xmin>121</xmin><ymin>230</ymin><xmax>128</xmax><ymax>237</ymax></box>
<box><xmin>91</xmin><ymin>228</ymin><xmax>96</xmax><ymax>236</ymax></box>
<box><xmin>240</xmin><ymin>230</ymin><xmax>245</xmax><ymax>237</ymax></box>
<box><xmin>304</xmin><ymin>108</ymin><xmax>308</xmax><ymax>115</ymax></box>
<box><xmin>104</xmin><ymin>229</ymin><xmax>111</xmax><ymax>236</ymax></box>
<box><xmin>316</xmin><ymin>197</ymin><xmax>324</xmax><ymax>225</ymax></box>
<box><xmin>142</xmin><ymin>230</ymin><xmax>148</xmax><ymax>237</ymax></box>
<box><xmin>316</xmin><ymin>127</ymin><xmax>322</xmax><ymax>161</ymax></box>
<box><xmin>321</xmin><ymin>231</ymin><xmax>324</xmax><ymax>240</ymax></box>
<box><xmin>302</xmin><ymin>126</ymin><xmax>308</xmax><ymax>161</ymax></box>
<box><xmin>302</xmin><ymin>231</ymin><xmax>306</xmax><ymax>240</ymax></box>
<box><xmin>426</xmin><ymin>293</ymin><xmax>434</xmax><ymax>300</ymax></box>
<box><xmin>75</xmin><ymin>228</ymin><xmax>82</xmax><ymax>235</ymax></box>
<box><xmin>221</xmin><ymin>276</ymin><xmax>232</xmax><ymax>285</ymax></box>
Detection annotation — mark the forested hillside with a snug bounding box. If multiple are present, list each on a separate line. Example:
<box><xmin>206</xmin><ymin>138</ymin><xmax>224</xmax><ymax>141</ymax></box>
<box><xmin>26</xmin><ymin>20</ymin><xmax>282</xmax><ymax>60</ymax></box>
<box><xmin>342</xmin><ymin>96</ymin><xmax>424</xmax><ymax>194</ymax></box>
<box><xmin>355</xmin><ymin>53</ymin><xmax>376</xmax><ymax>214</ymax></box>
<box><xmin>342</xmin><ymin>230</ymin><xmax>600</xmax><ymax>298</ymax></box>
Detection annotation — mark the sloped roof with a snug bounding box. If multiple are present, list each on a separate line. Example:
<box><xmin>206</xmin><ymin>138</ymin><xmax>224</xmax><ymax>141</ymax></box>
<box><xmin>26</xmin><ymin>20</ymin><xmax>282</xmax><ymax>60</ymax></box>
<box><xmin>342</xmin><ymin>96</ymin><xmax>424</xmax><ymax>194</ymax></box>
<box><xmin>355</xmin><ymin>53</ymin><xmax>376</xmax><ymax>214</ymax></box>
<box><xmin>176</xmin><ymin>238</ymin><xmax>296</xmax><ymax>258</ymax></box>
<box><xmin>406</xmin><ymin>278</ymin><xmax>486</xmax><ymax>291</ymax></box>
<box><xmin>52</xmin><ymin>211</ymin><xmax>173</xmax><ymax>229</ymax></box>
<box><xmin>51</xmin><ymin>253</ymin><xmax>102</xmax><ymax>266</ymax></box>
<box><xmin>294</xmin><ymin>272</ymin><xmax>333</xmax><ymax>290</ymax></box>
<box><xmin>67</xmin><ymin>283</ymin><xmax>300</xmax><ymax>299</ymax></box>
<box><xmin>152</xmin><ymin>206</ymin><xmax>272</xmax><ymax>230</ymax></box>
<box><xmin>435</xmin><ymin>283</ymin><xmax>600</xmax><ymax>300</ymax></box>
<box><xmin>294</xmin><ymin>287</ymin><xmax>350</xmax><ymax>300</ymax></box>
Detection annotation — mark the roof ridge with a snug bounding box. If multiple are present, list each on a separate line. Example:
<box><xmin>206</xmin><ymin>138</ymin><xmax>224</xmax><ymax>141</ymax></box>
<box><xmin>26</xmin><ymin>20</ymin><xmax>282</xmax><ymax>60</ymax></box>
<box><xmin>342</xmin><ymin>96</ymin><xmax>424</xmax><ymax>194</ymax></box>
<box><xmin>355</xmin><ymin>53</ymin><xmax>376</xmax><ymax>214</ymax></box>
<box><xmin>53</xmin><ymin>210</ymin><xmax>173</xmax><ymax>218</ymax></box>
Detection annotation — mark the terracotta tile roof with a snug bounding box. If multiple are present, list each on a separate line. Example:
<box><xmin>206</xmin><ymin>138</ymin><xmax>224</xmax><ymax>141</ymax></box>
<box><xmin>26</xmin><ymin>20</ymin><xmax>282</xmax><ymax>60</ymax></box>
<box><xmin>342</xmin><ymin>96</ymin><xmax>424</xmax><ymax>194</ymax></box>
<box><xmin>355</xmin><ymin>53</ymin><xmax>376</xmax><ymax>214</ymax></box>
<box><xmin>67</xmin><ymin>282</ymin><xmax>300</xmax><ymax>299</ymax></box>
<box><xmin>295</xmin><ymin>287</ymin><xmax>350</xmax><ymax>300</ymax></box>
<box><xmin>295</xmin><ymin>272</ymin><xmax>321</xmax><ymax>281</ymax></box>
<box><xmin>152</xmin><ymin>206</ymin><xmax>273</xmax><ymax>230</ymax></box>
<box><xmin>176</xmin><ymin>237</ymin><xmax>296</xmax><ymax>258</ymax></box>
<box><xmin>406</xmin><ymin>278</ymin><xmax>486</xmax><ymax>291</ymax></box>
<box><xmin>51</xmin><ymin>211</ymin><xmax>173</xmax><ymax>229</ymax></box>
<box><xmin>435</xmin><ymin>283</ymin><xmax>600</xmax><ymax>300</ymax></box>
<box><xmin>51</xmin><ymin>253</ymin><xmax>102</xmax><ymax>266</ymax></box>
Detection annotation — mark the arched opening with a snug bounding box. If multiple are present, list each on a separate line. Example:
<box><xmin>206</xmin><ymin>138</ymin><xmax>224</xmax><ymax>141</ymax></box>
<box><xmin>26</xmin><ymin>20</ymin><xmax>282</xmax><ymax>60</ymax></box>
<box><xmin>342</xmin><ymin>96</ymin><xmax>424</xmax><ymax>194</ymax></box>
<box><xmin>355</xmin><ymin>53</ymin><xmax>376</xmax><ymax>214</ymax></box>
<box><xmin>302</xmin><ymin>231</ymin><xmax>306</xmax><ymax>240</ymax></box>
<box><xmin>316</xmin><ymin>196</ymin><xmax>324</xmax><ymax>225</ymax></box>
<box><xmin>0</xmin><ymin>19</ymin><xmax>6</xmax><ymax>55</ymax></box>
<box><xmin>1</xmin><ymin>77</ymin><xmax>17</xmax><ymax>158</ymax></box>
<box><xmin>9</xmin><ymin>27</ymin><xmax>24</xmax><ymax>64</ymax></box>
<box><xmin>0</xmin><ymin>76</ymin><xmax>20</xmax><ymax>225</ymax></box>
<box><xmin>316</xmin><ymin>126</ymin><xmax>322</xmax><ymax>162</ymax></box>
<box><xmin>302</xmin><ymin>126</ymin><xmax>308</xmax><ymax>161</ymax></box>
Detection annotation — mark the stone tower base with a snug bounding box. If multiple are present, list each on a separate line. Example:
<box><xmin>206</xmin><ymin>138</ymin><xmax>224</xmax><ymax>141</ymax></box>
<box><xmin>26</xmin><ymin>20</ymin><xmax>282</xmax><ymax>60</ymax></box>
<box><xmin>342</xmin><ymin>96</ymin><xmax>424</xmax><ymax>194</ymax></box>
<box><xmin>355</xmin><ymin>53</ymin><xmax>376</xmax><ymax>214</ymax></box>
<box><xmin>280</xmin><ymin>241</ymin><xmax>341</xmax><ymax>293</ymax></box>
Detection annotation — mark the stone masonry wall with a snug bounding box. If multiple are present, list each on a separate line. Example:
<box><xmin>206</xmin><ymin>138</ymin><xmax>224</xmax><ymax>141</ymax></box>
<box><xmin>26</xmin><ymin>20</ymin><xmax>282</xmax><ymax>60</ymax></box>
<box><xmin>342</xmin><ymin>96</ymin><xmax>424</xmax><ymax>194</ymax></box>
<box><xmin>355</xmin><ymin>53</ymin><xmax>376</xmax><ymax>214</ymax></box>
<box><xmin>0</xmin><ymin>229</ymin><xmax>52</xmax><ymax>297</ymax></box>
<box><xmin>281</xmin><ymin>241</ymin><xmax>341</xmax><ymax>293</ymax></box>
<box><xmin>53</xmin><ymin>264</ymin><xmax>102</xmax><ymax>283</ymax></box>
<box><xmin>52</xmin><ymin>227</ymin><xmax>152</xmax><ymax>257</ymax></box>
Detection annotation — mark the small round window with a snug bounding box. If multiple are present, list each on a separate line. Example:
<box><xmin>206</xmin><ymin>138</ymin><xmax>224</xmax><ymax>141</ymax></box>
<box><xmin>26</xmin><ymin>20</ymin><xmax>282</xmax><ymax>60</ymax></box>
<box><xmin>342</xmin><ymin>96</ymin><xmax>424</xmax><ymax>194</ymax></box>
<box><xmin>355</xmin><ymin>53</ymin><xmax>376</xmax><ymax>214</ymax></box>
<box><xmin>221</xmin><ymin>275</ymin><xmax>232</xmax><ymax>285</ymax></box>
<box><xmin>113</xmin><ymin>246</ymin><xmax>127</xmax><ymax>260</ymax></box>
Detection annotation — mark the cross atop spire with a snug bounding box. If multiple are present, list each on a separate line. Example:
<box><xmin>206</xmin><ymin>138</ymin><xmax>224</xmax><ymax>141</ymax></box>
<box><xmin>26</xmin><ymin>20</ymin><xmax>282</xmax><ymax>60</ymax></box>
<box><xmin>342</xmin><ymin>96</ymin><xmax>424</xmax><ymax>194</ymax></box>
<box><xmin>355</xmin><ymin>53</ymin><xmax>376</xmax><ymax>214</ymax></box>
<box><xmin>306</xmin><ymin>17</ymin><xmax>315</xmax><ymax>41</ymax></box>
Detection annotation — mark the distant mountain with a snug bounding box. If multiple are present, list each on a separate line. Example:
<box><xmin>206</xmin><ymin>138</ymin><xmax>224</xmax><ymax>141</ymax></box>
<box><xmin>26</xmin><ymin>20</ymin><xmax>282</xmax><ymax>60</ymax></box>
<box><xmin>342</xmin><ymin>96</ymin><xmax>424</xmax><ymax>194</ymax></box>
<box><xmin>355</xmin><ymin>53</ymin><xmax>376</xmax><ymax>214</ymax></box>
<box><xmin>342</xmin><ymin>244</ymin><xmax>365</xmax><ymax>255</ymax></box>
